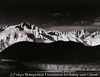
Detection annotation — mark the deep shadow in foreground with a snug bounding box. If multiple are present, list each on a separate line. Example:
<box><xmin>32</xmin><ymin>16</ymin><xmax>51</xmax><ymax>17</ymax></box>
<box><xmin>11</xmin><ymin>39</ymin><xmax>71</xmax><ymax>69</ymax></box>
<box><xmin>0</xmin><ymin>41</ymin><xmax>100</xmax><ymax>77</ymax></box>
<box><xmin>0</xmin><ymin>41</ymin><xmax>100</xmax><ymax>64</ymax></box>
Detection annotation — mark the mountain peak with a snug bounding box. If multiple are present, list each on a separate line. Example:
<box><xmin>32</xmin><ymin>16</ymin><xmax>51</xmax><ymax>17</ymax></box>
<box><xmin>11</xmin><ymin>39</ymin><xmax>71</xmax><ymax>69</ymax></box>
<box><xmin>0</xmin><ymin>22</ymin><xmax>100</xmax><ymax>52</ymax></box>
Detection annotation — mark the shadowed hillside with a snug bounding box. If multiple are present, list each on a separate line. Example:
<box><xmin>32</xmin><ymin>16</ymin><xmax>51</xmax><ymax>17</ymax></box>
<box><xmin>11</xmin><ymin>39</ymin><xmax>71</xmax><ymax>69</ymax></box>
<box><xmin>0</xmin><ymin>41</ymin><xmax>100</xmax><ymax>64</ymax></box>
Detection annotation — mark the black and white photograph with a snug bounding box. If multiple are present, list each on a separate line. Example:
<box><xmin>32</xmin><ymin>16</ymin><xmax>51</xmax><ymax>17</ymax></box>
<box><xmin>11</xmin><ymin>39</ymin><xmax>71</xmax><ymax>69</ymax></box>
<box><xmin>0</xmin><ymin>0</ymin><xmax>100</xmax><ymax>77</ymax></box>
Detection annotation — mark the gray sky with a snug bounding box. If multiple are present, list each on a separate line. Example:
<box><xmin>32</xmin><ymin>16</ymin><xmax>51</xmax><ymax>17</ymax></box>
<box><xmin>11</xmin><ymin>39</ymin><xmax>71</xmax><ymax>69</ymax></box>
<box><xmin>0</xmin><ymin>0</ymin><xmax>100</xmax><ymax>32</ymax></box>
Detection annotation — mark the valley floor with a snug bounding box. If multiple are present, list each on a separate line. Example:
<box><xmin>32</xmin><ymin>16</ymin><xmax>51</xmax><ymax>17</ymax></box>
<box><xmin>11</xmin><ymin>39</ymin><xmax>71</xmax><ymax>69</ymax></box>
<box><xmin>0</xmin><ymin>63</ymin><xmax>100</xmax><ymax>77</ymax></box>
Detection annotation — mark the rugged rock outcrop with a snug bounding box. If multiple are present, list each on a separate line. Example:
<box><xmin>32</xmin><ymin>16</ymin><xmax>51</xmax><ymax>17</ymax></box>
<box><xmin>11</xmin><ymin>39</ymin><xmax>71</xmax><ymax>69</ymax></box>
<box><xmin>0</xmin><ymin>22</ymin><xmax>100</xmax><ymax>52</ymax></box>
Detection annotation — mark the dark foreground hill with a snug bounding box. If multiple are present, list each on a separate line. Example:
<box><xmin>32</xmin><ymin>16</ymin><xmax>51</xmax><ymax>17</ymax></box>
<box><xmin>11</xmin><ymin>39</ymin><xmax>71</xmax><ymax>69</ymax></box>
<box><xmin>0</xmin><ymin>41</ymin><xmax>100</xmax><ymax>64</ymax></box>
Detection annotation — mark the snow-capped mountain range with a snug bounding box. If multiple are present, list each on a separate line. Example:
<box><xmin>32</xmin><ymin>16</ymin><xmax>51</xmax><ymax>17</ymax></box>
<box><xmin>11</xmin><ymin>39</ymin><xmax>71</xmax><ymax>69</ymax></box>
<box><xmin>0</xmin><ymin>22</ymin><xmax>100</xmax><ymax>52</ymax></box>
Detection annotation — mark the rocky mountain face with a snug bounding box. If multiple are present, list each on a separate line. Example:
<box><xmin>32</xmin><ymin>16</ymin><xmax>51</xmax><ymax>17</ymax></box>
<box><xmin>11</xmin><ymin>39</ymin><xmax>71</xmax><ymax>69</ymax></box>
<box><xmin>0</xmin><ymin>22</ymin><xmax>100</xmax><ymax>52</ymax></box>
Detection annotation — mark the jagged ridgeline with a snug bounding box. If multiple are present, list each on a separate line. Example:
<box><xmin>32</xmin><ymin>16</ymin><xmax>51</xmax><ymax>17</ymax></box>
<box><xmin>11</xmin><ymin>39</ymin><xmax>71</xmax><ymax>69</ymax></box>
<box><xmin>0</xmin><ymin>22</ymin><xmax>100</xmax><ymax>64</ymax></box>
<box><xmin>0</xmin><ymin>22</ymin><xmax>100</xmax><ymax>52</ymax></box>
<box><xmin>0</xmin><ymin>41</ymin><xmax>100</xmax><ymax>64</ymax></box>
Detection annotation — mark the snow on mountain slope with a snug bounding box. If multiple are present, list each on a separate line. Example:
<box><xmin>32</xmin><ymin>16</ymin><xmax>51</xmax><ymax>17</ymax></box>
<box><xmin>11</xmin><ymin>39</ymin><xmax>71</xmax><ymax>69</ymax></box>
<box><xmin>0</xmin><ymin>22</ymin><xmax>100</xmax><ymax>52</ymax></box>
<box><xmin>84</xmin><ymin>31</ymin><xmax>100</xmax><ymax>46</ymax></box>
